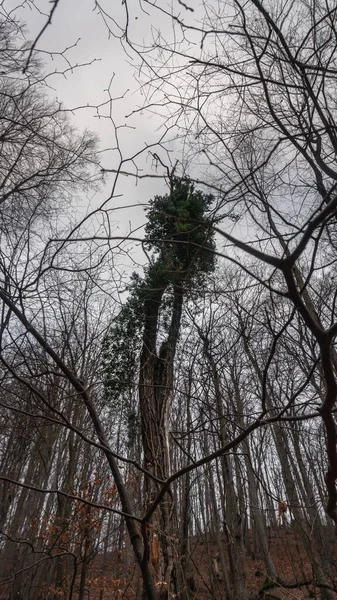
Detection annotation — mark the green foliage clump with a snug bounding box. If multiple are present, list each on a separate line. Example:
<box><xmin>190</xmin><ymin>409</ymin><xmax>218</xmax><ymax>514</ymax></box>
<box><xmin>145</xmin><ymin>178</ymin><xmax>215</xmax><ymax>286</ymax></box>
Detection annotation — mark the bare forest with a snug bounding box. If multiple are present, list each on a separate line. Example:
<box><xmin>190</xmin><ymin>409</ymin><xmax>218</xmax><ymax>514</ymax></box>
<box><xmin>1</xmin><ymin>1</ymin><xmax>337</xmax><ymax>599</ymax></box>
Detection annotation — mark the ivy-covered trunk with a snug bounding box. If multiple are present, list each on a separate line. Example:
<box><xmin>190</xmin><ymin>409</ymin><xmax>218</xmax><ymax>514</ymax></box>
<box><xmin>139</xmin><ymin>285</ymin><xmax>183</xmax><ymax>599</ymax></box>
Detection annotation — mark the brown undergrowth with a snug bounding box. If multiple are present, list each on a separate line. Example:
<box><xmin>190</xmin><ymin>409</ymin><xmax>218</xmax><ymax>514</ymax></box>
<box><xmin>1</xmin><ymin>528</ymin><xmax>336</xmax><ymax>599</ymax></box>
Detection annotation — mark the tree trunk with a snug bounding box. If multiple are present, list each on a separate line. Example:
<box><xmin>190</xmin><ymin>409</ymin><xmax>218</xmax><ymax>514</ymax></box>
<box><xmin>139</xmin><ymin>285</ymin><xmax>184</xmax><ymax>598</ymax></box>
<box><xmin>243</xmin><ymin>439</ymin><xmax>278</xmax><ymax>582</ymax></box>
<box><xmin>198</xmin><ymin>332</ymin><xmax>247</xmax><ymax>600</ymax></box>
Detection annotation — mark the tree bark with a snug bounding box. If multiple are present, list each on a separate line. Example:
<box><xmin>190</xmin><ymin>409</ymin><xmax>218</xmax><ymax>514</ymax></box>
<box><xmin>139</xmin><ymin>284</ymin><xmax>184</xmax><ymax>598</ymax></box>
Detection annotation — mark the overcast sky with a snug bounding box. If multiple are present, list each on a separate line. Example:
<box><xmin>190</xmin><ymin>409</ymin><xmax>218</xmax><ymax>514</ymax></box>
<box><xmin>5</xmin><ymin>0</ymin><xmax>179</xmax><ymax>258</ymax></box>
<box><xmin>4</xmin><ymin>1</ymin><xmax>246</xmax><ymax>278</ymax></box>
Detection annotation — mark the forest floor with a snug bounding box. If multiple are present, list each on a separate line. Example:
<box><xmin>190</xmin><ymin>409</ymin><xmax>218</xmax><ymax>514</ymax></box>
<box><xmin>2</xmin><ymin>528</ymin><xmax>335</xmax><ymax>599</ymax></box>
<box><xmin>85</xmin><ymin>528</ymin><xmax>337</xmax><ymax>600</ymax></box>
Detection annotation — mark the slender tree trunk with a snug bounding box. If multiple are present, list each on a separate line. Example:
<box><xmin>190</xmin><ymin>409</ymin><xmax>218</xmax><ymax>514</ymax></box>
<box><xmin>179</xmin><ymin>372</ymin><xmax>194</xmax><ymax>599</ymax></box>
<box><xmin>242</xmin><ymin>328</ymin><xmax>335</xmax><ymax>600</ymax></box>
<box><xmin>198</xmin><ymin>332</ymin><xmax>247</xmax><ymax>600</ymax></box>
<box><xmin>243</xmin><ymin>439</ymin><xmax>278</xmax><ymax>581</ymax></box>
<box><xmin>273</xmin><ymin>424</ymin><xmax>335</xmax><ymax>600</ymax></box>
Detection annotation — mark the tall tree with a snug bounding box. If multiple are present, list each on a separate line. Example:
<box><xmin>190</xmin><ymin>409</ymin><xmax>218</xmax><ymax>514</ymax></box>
<box><xmin>104</xmin><ymin>178</ymin><xmax>215</xmax><ymax>597</ymax></box>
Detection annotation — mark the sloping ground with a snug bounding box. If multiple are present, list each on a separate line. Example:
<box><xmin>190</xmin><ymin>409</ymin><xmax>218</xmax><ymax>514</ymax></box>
<box><xmin>187</xmin><ymin>529</ymin><xmax>327</xmax><ymax>600</ymax></box>
<box><xmin>85</xmin><ymin>528</ymin><xmax>337</xmax><ymax>599</ymax></box>
<box><xmin>1</xmin><ymin>528</ymin><xmax>336</xmax><ymax>599</ymax></box>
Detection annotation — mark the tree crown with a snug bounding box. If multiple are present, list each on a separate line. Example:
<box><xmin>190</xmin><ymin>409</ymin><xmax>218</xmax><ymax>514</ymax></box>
<box><xmin>145</xmin><ymin>178</ymin><xmax>216</xmax><ymax>286</ymax></box>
